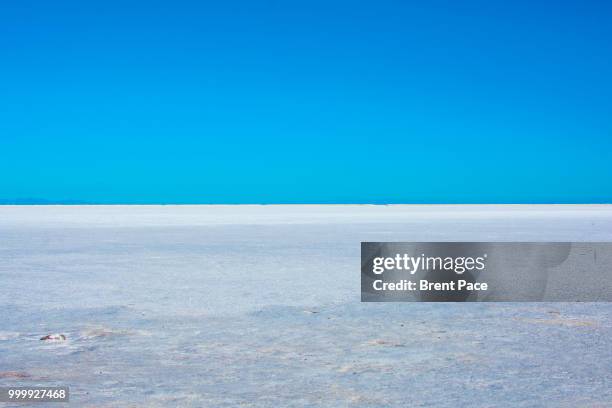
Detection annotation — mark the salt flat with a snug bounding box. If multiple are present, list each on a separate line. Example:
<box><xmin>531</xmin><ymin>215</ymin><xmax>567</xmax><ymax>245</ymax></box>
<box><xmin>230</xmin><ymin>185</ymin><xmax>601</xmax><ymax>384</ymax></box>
<box><xmin>0</xmin><ymin>205</ymin><xmax>611</xmax><ymax>407</ymax></box>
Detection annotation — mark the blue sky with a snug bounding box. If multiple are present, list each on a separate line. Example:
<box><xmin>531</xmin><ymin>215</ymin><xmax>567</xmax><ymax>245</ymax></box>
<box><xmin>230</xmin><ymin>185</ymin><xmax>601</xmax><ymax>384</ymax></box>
<box><xmin>1</xmin><ymin>0</ymin><xmax>611</xmax><ymax>203</ymax></box>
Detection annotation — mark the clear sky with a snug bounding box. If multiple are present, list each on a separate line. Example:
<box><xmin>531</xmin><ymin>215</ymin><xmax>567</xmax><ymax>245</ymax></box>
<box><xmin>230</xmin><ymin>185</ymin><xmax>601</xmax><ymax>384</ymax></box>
<box><xmin>1</xmin><ymin>0</ymin><xmax>611</xmax><ymax>203</ymax></box>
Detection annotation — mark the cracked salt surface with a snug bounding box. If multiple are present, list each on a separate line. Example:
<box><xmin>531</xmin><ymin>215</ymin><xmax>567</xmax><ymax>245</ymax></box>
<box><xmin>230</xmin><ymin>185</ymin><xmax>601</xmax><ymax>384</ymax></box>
<box><xmin>0</xmin><ymin>205</ymin><xmax>611</xmax><ymax>407</ymax></box>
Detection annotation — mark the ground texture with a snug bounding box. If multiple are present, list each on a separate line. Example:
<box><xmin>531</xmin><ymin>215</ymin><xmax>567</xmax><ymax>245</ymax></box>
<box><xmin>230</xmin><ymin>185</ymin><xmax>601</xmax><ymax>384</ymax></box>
<box><xmin>1</xmin><ymin>205</ymin><xmax>611</xmax><ymax>407</ymax></box>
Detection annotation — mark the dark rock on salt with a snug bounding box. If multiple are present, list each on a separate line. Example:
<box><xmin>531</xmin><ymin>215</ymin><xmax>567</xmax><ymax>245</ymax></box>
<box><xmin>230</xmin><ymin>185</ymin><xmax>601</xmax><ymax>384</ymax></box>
<box><xmin>40</xmin><ymin>334</ymin><xmax>66</xmax><ymax>341</ymax></box>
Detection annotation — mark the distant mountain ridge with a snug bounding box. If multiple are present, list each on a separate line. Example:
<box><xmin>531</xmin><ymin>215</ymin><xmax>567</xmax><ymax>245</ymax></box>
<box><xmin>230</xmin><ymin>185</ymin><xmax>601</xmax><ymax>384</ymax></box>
<box><xmin>0</xmin><ymin>198</ymin><xmax>90</xmax><ymax>205</ymax></box>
